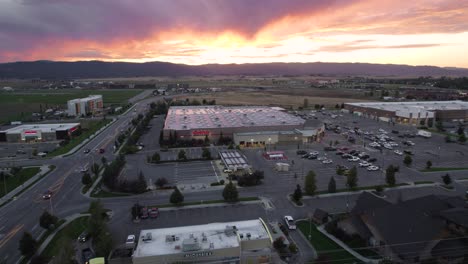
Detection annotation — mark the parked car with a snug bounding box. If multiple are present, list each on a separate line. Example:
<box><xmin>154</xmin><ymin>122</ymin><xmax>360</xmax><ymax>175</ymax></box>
<box><xmin>284</xmin><ymin>216</ymin><xmax>296</xmax><ymax>230</ymax></box>
<box><xmin>359</xmin><ymin>161</ymin><xmax>370</xmax><ymax>167</ymax></box>
<box><xmin>394</xmin><ymin>150</ymin><xmax>403</xmax><ymax>155</ymax></box>
<box><xmin>367</xmin><ymin>165</ymin><xmax>380</xmax><ymax>171</ymax></box>
<box><xmin>317</xmin><ymin>156</ymin><xmax>326</xmax><ymax>161</ymax></box>
<box><xmin>348</xmin><ymin>156</ymin><xmax>360</xmax><ymax>162</ymax></box>
<box><xmin>404</xmin><ymin>150</ymin><xmax>414</xmax><ymax>155</ymax></box>
<box><xmin>296</xmin><ymin>150</ymin><xmax>307</xmax><ymax>155</ymax></box>
<box><xmin>126</xmin><ymin>235</ymin><xmax>136</xmax><ymax>245</ymax></box>
<box><xmin>37</xmin><ymin>152</ymin><xmax>47</xmax><ymax>157</ymax></box>
<box><xmin>309</xmin><ymin>151</ymin><xmax>319</xmax><ymax>156</ymax></box>
<box><xmin>223</xmin><ymin>168</ymin><xmax>233</xmax><ymax>173</ymax></box>
<box><xmin>78</xmin><ymin>231</ymin><xmax>89</xmax><ymax>243</ymax></box>
<box><xmin>322</xmin><ymin>159</ymin><xmax>333</xmax><ymax>164</ymax></box>
<box><xmin>149</xmin><ymin>207</ymin><xmax>159</xmax><ymax>218</ymax></box>
<box><xmin>368</xmin><ymin>158</ymin><xmax>377</xmax><ymax>162</ymax></box>
<box><xmin>324</xmin><ymin>146</ymin><xmax>337</xmax><ymax>151</ymax></box>
<box><xmin>16</xmin><ymin>149</ymin><xmax>26</xmax><ymax>154</ymax></box>
<box><xmin>307</xmin><ymin>155</ymin><xmax>318</xmax><ymax>160</ymax></box>
<box><xmin>140</xmin><ymin>207</ymin><xmax>149</xmax><ymax>219</ymax></box>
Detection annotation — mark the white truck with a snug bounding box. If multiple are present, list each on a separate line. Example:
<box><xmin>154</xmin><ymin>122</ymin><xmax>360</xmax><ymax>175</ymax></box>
<box><xmin>417</xmin><ymin>130</ymin><xmax>432</xmax><ymax>138</ymax></box>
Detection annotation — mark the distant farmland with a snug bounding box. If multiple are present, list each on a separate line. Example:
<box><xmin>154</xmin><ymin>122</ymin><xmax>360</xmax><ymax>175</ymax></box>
<box><xmin>0</xmin><ymin>89</ymin><xmax>142</xmax><ymax>123</ymax></box>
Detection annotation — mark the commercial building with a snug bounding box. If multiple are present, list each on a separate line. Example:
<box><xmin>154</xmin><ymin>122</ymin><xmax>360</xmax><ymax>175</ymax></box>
<box><xmin>345</xmin><ymin>101</ymin><xmax>468</xmax><ymax>126</ymax></box>
<box><xmin>163</xmin><ymin>106</ymin><xmax>324</xmax><ymax>147</ymax></box>
<box><xmin>0</xmin><ymin>123</ymin><xmax>80</xmax><ymax>142</ymax></box>
<box><xmin>132</xmin><ymin>218</ymin><xmax>273</xmax><ymax>264</ymax></box>
<box><xmin>67</xmin><ymin>95</ymin><xmax>103</xmax><ymax>116</ymax></box>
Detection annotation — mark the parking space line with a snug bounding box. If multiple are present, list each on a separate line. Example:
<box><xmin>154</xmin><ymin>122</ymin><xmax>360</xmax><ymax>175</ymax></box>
<box><xmin>210</xmin><ymin>161</ymin><xmax>220</xmax><ymax>182</ymax></box>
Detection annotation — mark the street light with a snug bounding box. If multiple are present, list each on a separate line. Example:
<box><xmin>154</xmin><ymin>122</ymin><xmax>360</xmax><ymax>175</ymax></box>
<box><xmin>268</xmin><ymin>138</ymin><xmax>271</xmax><ymax>151</ymax></box>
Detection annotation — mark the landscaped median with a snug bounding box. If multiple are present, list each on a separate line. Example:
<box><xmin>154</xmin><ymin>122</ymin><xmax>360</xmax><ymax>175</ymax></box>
<box><xmin>296</xmin><ymin>220</ymin><xmax>362</xmax><ymax>264</ymax></box>
<box><xmin>47</xmin><ymin>118</ymin><xmax>112</xmax><ymax>157</ymax></box>
<box><xmin>151</xmin><ymin>196</ymin><xmax>259</xmax><ymax>208</ymax></box>
<box><xmin>315</xmin><ymin>183</ymin><xmax>409</xmax><ymax>196</ymax></box>
<box><xmin>420</xmin><ymin>167</ymin><xmax>468</xmax><ymax>172</ymax></box>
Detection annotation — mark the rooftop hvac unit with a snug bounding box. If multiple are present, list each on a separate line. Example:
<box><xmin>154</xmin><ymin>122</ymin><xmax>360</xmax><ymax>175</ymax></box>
<box><xmin>142</xmin><ymin>232</ymin><xmax>152</xmax><ymax>242</ymax></box>
<box><xmin>182</xmin><ymin>238</ymin><xmax>201</xmax><ymax>252</ymax></box>
<box><xmin>224</xmin><ymin>225</ymin><xmax>237</xmax><ymax>236</ymax></box>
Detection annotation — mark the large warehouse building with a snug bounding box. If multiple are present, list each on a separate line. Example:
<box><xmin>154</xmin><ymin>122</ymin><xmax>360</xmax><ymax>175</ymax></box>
<box><xmin>132</xmin><ymin>218</ymin><xmax>272</xmax><ymax>264</ymax></box>
<box><xmin>163</xmin><ymin>106</ymin><xmax>324</xmax><ymax>146</ymax></box>
<box><xmin>67</xmin><ymin>95</ymin><xmax>103</xmax><ymax>116</ymax></box>
<box><xmin>0</xmin><ymin>123</ymin><xmax>81</xmax><ymax>142</ymax></box>
<box><xmin>345</xmin><ymin>101</ymin><xmax>468</xmax><ymax>126</ymax></box>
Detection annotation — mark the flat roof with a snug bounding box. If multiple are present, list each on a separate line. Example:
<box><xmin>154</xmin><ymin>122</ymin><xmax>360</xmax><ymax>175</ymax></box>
<box><xmin>346</xmin><ymin>100</ymin><xmax>468</xmax><ymax>112</ymax></box>
<box><xmin>133</xmin><ymin>219</ymin><xmax>269</xmax><ymax>258</ymax></box>
<box><xmin>164</xmin><ymin>106</ymin><xmax>305</xmax><ymax>131</ymax></box>
<box><xmin>68</xmin><ymin>94</ymin><xmax>102</xmax><ymax>103</ymax></box>
<box><xmin>0</xmin><ymin>123</ymin><xmax>80</xmax><ymax>134</ymax></box>
<box><xmin>219</xmin><ymin>150</ymin><xmax>250</xmax><ymax>169</ymax></box>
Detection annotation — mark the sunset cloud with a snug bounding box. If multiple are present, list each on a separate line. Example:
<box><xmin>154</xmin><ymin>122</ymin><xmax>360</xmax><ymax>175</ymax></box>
<box><xmin>0</xmin><ymin>0</ymin><xmax>467</xmax><ymax>67</ymax></box>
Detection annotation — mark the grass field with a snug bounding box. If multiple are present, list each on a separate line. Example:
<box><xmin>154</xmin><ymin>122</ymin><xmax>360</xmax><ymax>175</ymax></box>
<box><xmin>0</xmin><ymin>89</ymin><xmax>142</xmax><ymax>123</ymax></box>
<box><xmin>297</xmin><ymin>220</ymin><xmax>362</xmax><ymax>264</ymax></box>
<box><xmin>178</xmin><ymin>91</ymin><xmax>371</xmax><ymax>109</ymax></box>
<box><xmin>47</xmin><ymin>119</ymin><xmax>112</xmax><ymax>157</ymax></box>
<box><xmin>41</xmin><ymin>216</ymin><xmax>89</xmax><ymax>260</ymax></box>
<box><xmin>0</xmin><ymin>167</ymin><xmax>40</xmax><ymax>198</ymax></box>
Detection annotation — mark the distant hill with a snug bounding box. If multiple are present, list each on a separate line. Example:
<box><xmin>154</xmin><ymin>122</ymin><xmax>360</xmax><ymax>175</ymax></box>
<box><xmin>0</xmin><ymin>60</ymin><xmax>467</xmax><ymax>79</ymax></box>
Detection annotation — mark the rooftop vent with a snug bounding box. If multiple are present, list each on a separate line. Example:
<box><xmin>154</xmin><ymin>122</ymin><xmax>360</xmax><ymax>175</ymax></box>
<box><xmin>182</xmin><ymin>238</ymin><xmax>201</xmax><ymax>252</ymax></box>
<box><xmin>142</xmin><ymin>232</ymin><xmax>152</xmax><ymax>242</ymax></box>
<box><xmin>224</xmin><ymin>225</ymin><xmax>237</xmax><ymax>236</ymax></box>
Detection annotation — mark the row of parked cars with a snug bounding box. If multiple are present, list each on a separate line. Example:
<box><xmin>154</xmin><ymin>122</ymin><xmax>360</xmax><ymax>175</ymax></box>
<box><xmin>297</xmin><ymin>150</ymin><xmax>333</xmax><ymax>164</ymax></box>
<box><xmin>140</xmin><ymin>206</ymin><xmax>159</xmax><ymax>219</ymax></box>
<box><xmin>336</xmin><ymin>148</ymin><xmax>380</xmax><ymax>171</ymax></box>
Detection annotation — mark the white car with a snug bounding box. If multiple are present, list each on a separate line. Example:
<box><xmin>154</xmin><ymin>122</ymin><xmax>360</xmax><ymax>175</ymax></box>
<box><xmin>379</xmin><ymin>129</ymin><xmax>387</xmax><ymax>134</ymax></box>
<box><xmin>309</xmin><ymin>151</ymin><xmax>319</xmax><ymax>156</ymax></box>
<box><xmin>359</xmin><ymin>161</ymin><xmax>370</xmax><ymax>167</ymax></box>
<box><xmin>394</xmin><ymin>150</ymin><xmax>403</xmax><ymax>155</ymax></box>
<box><xmin>358</xmin><ymin>152</ymin><xmax>367</xmax><ymax>158</ymax></box>
<box><xmin>126</xmin><ymin>234</ymin><xmax>136</xmax><ymax>245</ymax></box>
<box><xmin>367</xmin><ymin>165</ymin><xmax>380</xmax><ymax>171</ymax></box>
<box><xmin>284</xmin><ymin>216</ymin><xmax>296</xmax><ymax>230</ymax></box>
<box><xmin>322</xmin><ymin>159</ymin><xmax>333</xmax><ymax>164</ymax></box>
<box><xmin>317</xmin><ymin>156</ymin><xmax>326</xmax><ymax>161</ymax></box>
<box><xmin>390</xmin><ymin>142</ymin><xmax>399</xmax><ymax>147</ymax></box>
<box><xmin>348</xmin><ymin>156</ymin><xmax>360</xmax><ymax>162</ymax></box>
<box><xmin>383</xmin><ymin>144</ymin><xmax>393</xmax><ymax>150</ymax></box>
<box><xmin>37</xmin><ymin>152</ymin><xmax>47</xmax><ymax>157</ymax></box>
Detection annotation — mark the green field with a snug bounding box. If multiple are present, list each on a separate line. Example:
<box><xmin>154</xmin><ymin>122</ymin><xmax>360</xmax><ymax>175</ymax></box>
<box><xmin>297</xmin><ymin>220</ymin><xmax>362</xmax><ymax>264</ymax></box>
<box><xmin>0</xmin><ymin>89</ymin><xmax>142</xmax><ymax>123</ymax></box>
<box><xmin>41</xmin><ymin>216</ymin><xmax>89</xmax><ymax>260</ymax></box>
<box><xmin>0</xmin><ymin>167</ymin><xmax>40</xmax><ymax>198</ymax></box>
<box><xmin>420</xmin><ymin>167</ymin><xmax>468</xmax><ymax>172</ymax></box>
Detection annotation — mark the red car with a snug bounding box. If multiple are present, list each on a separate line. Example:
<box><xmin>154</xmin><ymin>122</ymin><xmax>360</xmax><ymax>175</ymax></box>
<box><xmin>149</xmin><ymin>207</ymin><xmax>159</xmax><ymax>218</ymax></box>
<box><xmin>140</xmin><ymin>207</ymin><xmax>149</xmax><ymax>219</ymax></box>
<box><xmin>98</xmin><ymin>148</ymin><xmax>105</xmax><ymax>154</ymax></box>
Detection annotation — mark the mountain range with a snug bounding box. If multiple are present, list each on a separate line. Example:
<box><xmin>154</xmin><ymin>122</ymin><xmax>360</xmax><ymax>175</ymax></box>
<box><xmin>0</xmin><ymin>61</ymin><xmax>467</xmax><ymax>79</ymax></box>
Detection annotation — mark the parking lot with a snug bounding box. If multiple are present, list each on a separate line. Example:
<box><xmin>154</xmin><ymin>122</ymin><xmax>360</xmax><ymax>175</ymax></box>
<box><xmin>240</xmin><ymin>110</ymin><xmax>468</xmax><ymax>192</ymax></box>
<box><xmin>0</xmin><ymin>142</ymin><xmax>58</xmax><ymax>159</ymax></box>
<box><xmin>107</xmin><ymin>203</ymin><xmax>268</xmax><ymax>246</ymax></box>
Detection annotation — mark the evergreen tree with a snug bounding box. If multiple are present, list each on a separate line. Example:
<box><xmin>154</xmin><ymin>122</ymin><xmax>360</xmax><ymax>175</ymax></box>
<box><xmin>155</xmin><ymin>177</ymin><xmax>168</xmax><ymax>188</ymax></box>
<box><xmin>18</xmin><ymin>232</ymin><xmax>38</xmax><ymax>257</ymax></box>
<box><xmin>135</xmin><ymin>171</ymin><xmax>147</xmax><ymax>193</ymax></box>
<box><xmin>202</xmin><ymin>148</ymin><xmax>212</xmax><ymax>160</ymax></box>
<box><xmin>292</xmin><ymin>184</ymin><xmax>303</xmax><ymax>202</ymax></box>
<box><xmin>459</xmin><ymin>133</ymin><xmax>466</xmax><ymax>143</ymax></box>
<box><xmin>426</xmin><ymin>160</ymin><xmax>432</xmax><ymax>169</ymax></box>
<box><xmin>82</xmin><ymin>173</ymin><xmax>92</xmax><ymax>185</ymax></box>
<box><xmin>404</xmin><ymin>155</ymin><xmax>413</xmax><ymax>166</ymax></box>
<box><xmin>304</xmin><ymin>170</ymin><xmax>317</xmax><ymax>196</ymax></box>
<box><xmin>222</xmin><ymin>180</ymin><xmax>239</xmax><ymax>202</ymax></box>
<box><xmin>346</xmin><ymin>166</ymin><xmax>358</xmax><ymax>189</ymax></box>
<box><xmin>170</xmin><ymin>187</ymin><xmax>184</xmax><ymax>204</ymax></box>
<box><xmin>91</xmin><ymin>163</ymin><xmax>100</xmax><ymax>177</ymax></box>
<box><xmin>328</xmin><ymin>177</ymin><xmax>336</xmax><ymax>193</ymax></box>
<box><xmin>385</xmin><ymin>165</ymin><xmax>396</xmax><ymax>186</ymax></box>
<box><xmin>178</xmin><ymin>150</ymin><xmax>187</xmax><ymax>160</ymax></box>
<box><xmin>442</xmin><ymin>173</ymin><xmax>452</xmax><ymax>185</ymax></box>
<box><xmin>39</xmin><ymin>210</ymin><xmax>58</xmax><ymax>230</ymax></box>
<box><xmin>152</xmin><ymin>152</ymin><xmax>161</xmax><ymax>163</ymax></box>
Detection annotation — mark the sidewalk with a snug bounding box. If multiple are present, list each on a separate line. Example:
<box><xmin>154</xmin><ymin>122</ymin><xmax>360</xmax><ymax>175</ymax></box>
<box><xmin>36</xmin><ymin>213</ymin><xmax>91</xmax><ymax>255</ymax></box>
<box><xmin>0</xmin><ymin>165</ymin><xmax>52</xmax><ymax>206</ymax></box>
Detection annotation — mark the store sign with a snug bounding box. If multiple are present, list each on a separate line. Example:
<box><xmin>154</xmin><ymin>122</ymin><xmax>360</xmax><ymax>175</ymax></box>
<box><xmin>69</xmin><ymin>126</ymin><xmax>78</xmax><ymax>133</ymax></box>
<box><xmin>184</xmin><ymin>251</ymin><xmax>213</xmax><ymax>258</ymax></box>
<box><xmin>24</xmin><ymin>130</ymin><xmax>37</xmax><ymax>134</ymax></box>
<box><xmin>192</xmin><ymin>130</ymin><xmax>210</xmax><ymax>136</ymax></box>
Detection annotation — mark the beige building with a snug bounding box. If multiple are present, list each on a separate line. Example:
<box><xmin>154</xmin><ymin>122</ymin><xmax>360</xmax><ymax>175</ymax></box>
<box><xmin>132</xmin><ymin>218</ymin><xmax>273</xmax><ymax>264</ymax></box>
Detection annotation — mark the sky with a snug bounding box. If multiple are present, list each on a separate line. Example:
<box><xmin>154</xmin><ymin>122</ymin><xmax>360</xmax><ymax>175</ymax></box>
<box><xmin>1</xmin><ymin>0</ymin><xmax>468</xmax><ymax>67</ymax></box>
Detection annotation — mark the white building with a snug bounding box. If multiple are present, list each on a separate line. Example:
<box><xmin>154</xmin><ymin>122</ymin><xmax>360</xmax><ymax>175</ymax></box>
<box><xmin>67</xmin><ymin>95</ymin><xmax>103</xmax><ymax>116</ymax></box>
<box><xmin>132</xmin><ymin>218</ymin><xmax>273</xmax><ymax>264</ymax></box>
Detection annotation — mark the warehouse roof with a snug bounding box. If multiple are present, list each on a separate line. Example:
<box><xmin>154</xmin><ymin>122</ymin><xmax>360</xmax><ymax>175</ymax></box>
<box><xmin>346</xmin><ymin>100</ymin><xmax>468</xmax><ymax>112</ymax></box>
<box><xmin>0</xmin><ymin>123</ymin><xmax>80</xmax><ymax>134</ymax></box>
<box><xmin>68</xmin><ymin>94</ymin><xmax>102</xmax><ymax>103</ymax></box>
<box><xmin>133</xmin><ymin>218</ymin><xmax>269</xmax><ymax>257</ymax></box>
<box><xmin>164</xmin><ymin>106</ymin><xmax>305</xmax><ymax>130</ymax></box>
